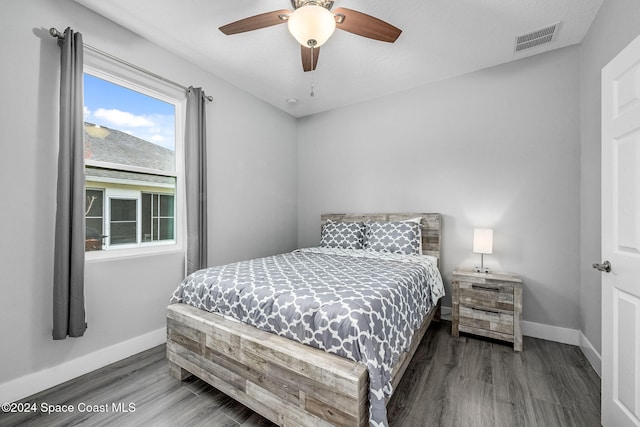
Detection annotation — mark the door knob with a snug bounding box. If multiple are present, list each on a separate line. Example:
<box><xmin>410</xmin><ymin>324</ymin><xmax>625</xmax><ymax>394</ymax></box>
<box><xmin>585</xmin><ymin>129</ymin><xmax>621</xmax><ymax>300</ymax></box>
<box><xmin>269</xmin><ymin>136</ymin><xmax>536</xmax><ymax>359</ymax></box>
<box><xmin>592</xmin><ymin>260</ymin><xmax>611</xmax><ymax>273</ymax></box>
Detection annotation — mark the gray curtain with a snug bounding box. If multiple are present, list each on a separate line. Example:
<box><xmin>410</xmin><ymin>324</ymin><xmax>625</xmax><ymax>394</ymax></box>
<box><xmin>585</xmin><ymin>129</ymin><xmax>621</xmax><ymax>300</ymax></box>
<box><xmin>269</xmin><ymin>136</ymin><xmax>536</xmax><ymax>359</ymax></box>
<box><xmin>53</xmin><ymin>27</ymin><xmax>87</xmax><ymax>340</ymax></box>
<box><xmin>185</xmin><ymin>87</ymin><xmax>208</xmax><ymax>275</ymax></box>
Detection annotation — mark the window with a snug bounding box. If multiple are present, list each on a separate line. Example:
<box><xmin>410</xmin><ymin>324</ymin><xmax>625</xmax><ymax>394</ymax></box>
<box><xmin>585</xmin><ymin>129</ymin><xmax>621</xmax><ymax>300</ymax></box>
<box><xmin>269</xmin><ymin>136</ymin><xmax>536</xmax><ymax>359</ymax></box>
<box><xmin>83</xmin><ymin>51</ymin><xmax>184</xmax><ymax>256</ymax></box>
<box><xmin>85</xmin><ymin>188</ymin><xmax>104</xmax><ymax>252</ymax></box>
<box><xmin>142</xmin><ymin>193</ymin><xmax>175</xmax><ymax>242</ymax></box>
<box><xmin>109</xmin><ymin>198</ymin><xmax>137</xmax><ymax>245</ymax></box>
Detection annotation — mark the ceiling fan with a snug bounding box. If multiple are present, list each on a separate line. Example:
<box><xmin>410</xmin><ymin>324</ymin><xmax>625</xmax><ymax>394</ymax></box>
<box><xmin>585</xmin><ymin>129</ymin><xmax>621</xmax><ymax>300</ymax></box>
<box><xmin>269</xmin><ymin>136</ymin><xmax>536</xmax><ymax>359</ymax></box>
<box><xmin>219</xmin><ymin>0</ymin><xmax>402</xmax><ymax>72</ymax></box>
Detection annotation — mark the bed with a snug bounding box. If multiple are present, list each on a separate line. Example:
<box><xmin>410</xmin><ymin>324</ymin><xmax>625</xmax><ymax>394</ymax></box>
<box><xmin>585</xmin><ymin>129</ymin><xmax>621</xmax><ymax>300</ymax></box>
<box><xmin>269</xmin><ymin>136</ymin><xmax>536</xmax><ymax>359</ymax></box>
<box><xmin>167</xmin><ymin>213</ymin><xmax>443</xmax><ymax>427</ymax></box>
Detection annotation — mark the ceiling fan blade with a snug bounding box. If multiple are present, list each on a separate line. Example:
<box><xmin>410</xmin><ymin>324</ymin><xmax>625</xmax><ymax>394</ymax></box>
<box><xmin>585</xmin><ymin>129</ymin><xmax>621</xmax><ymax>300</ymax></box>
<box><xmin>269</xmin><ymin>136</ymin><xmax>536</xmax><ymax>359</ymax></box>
<box><xmin>219</xmin><ymin>9</ymin><xmax>291</xmax><ymax>35</ymax></box>
<box><xmin>301</xmin><ymin>46</ymin><xmax>320</xmax><ymax>72</ymax></box>
<box><xmin>333</xmin><ymin>7</ymin><xmax>402</xmax><ymax>43</ymax></box>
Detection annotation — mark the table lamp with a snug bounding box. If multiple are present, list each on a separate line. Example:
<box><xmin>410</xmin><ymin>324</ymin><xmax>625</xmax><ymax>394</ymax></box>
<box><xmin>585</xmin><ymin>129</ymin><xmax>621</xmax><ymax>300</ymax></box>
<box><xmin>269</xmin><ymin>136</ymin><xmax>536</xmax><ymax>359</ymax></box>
<box><xmin>473</xmin><ymin>228</ymin><xmax>493</xmax><ymax>273</ymax></box>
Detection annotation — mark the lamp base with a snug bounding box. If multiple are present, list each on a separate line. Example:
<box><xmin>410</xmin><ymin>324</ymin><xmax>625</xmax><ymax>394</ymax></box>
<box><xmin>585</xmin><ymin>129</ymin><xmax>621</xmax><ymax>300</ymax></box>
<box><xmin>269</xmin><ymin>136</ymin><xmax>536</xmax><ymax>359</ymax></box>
<box><xmin>473</xmin><ymin>266</ymin><xmax>491</xmax><ymax>274</ymax></box>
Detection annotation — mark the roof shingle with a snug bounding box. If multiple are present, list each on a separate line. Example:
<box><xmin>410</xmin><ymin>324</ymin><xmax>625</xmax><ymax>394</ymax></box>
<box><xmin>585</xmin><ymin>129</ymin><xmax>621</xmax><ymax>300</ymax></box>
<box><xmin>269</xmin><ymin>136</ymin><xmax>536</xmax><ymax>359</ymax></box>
<box><xmin>84</xmin><ymin>122</ymin><xmax>174</xmax><ymax>172</ymax></box>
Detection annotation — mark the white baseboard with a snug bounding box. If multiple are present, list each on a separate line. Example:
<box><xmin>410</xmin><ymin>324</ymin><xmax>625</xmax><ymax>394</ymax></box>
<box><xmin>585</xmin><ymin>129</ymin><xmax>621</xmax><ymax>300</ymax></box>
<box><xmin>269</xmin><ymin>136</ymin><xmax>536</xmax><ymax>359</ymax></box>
<box><xmin>0</xmin><ymin>328</ymin><xmax>166</xmax><ymax>404</ymax></box>
<box><xmin>579</xmin><ymin>332</ymin><xmax>602</xmax><ymax>377</ymax></box>
<box><xmin>521</xmin><ymin>320</ymin><xmax>581</xmax><ymax>345</ymax></box>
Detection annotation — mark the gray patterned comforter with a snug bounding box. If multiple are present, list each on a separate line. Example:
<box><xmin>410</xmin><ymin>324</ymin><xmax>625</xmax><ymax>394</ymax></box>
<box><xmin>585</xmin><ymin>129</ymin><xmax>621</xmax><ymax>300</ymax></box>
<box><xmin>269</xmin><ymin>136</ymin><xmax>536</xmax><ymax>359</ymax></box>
<box><xmin>170</xmin><ymin>247</ymin><xmax>444</xmax><ymax>427</ymax></box>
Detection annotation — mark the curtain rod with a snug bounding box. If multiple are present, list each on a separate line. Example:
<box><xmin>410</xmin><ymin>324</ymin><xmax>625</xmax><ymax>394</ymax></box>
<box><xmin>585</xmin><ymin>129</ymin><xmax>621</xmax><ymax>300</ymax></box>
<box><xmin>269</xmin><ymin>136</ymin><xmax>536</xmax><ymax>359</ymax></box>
<box><xmin>49</xmin><ymin>28</ymin><xmax>213</xmax><ymax>102</ymax></box>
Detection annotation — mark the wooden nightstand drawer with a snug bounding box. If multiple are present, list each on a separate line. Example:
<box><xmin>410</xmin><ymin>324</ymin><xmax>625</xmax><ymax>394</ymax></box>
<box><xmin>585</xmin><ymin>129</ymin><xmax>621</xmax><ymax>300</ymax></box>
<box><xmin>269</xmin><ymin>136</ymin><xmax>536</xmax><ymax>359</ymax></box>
<box><xmin>458</xmin><ymin>280</ymin><xmax>514</xmax><ymax>311</ymax></box>
<box><xmin>452</xmin><ymin>269</ymin><xmax>523</xmax><ymax>351</ymax></box>
<box><xmin>459</xmin><ymin>306</ymin><xmax>513</xmax><ymax>335</ymax></box>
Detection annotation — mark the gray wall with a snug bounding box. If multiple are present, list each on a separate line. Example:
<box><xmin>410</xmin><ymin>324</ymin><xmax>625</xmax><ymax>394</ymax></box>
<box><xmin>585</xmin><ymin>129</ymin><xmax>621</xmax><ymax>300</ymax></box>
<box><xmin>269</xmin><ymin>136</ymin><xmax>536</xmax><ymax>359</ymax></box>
<box><xmin>578</xmin><ymin>0</ymin><xmax>640</xmax><ymax>355</ymax></box>
<box><xmin>0</xmin><ymin>0</ymin><xmax>297</xmax><ymax>385</ymax></box>
<box><xmin>297</xmin><ymin>46</ymin><xmax>582</xmax><ymax>330</ymax></box>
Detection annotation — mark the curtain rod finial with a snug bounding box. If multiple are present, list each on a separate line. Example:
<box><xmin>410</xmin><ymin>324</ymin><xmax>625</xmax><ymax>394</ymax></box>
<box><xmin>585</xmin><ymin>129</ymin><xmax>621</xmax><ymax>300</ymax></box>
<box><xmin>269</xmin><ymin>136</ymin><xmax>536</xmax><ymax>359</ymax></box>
<box><xmin>50</xmin><ymin>28</ymin><xmax>63</xmax><ymax>39</ymax></box>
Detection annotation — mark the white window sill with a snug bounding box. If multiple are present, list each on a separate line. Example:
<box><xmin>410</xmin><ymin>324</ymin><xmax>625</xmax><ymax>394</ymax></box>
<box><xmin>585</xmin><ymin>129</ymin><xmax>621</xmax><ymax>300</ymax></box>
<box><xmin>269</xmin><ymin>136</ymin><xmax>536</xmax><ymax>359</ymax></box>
<box><xmin>85</xmin><ymin>244</ymin><xmax>184</xmax><ymax>263</ymax></box>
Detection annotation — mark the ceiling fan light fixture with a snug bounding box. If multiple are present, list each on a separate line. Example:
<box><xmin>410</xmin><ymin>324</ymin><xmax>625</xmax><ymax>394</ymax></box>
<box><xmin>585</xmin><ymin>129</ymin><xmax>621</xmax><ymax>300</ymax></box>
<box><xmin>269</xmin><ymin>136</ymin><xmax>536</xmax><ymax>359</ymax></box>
<box><xmin>287</xmin><ymin>4</ymin><xmax>336</xmax><ymax>48</ymax></box>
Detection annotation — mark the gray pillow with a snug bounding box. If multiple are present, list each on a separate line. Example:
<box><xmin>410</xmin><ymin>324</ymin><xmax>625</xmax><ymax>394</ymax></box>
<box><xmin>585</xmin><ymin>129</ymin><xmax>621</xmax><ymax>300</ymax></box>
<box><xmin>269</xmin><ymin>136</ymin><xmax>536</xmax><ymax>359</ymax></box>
<box><xmin>364</xmin><ymin>221</ymin><xmax>421</xmax><ymax>255</ymax></box>
<box><xmin>320</xmin><ymin>220</ymin><xmax>364</xmax><ymax>249</ymax></box>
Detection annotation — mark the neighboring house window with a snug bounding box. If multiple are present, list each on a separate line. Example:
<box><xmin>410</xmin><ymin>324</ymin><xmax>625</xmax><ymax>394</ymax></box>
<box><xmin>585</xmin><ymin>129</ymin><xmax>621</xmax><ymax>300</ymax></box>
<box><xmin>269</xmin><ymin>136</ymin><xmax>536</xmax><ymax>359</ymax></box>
<box><xmin>109</xmin><ymin>197</ymin><xmax>137</xmax><ymax>245</ymax></box>
<box><xmin>85</xmin><ymin>188</ymin><xmax>104</xmax><ymax>252</ymax></box>
<box><xmin>83</xmin><ymin>52</ymin><xmax>184</xmax><ymax>256</ymax></box>
<box><xmin>142</xmin><ymin>193</ymin><xmax>175</xmax><ymax>242</ymax></box>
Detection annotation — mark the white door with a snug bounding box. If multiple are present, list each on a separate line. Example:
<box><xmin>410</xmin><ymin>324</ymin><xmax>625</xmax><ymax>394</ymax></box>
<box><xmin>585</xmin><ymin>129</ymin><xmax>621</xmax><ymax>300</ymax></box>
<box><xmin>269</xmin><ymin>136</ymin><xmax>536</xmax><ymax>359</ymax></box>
<box><xmin>600</xmin><ymin>32</ymin><xmax>640</xmax><ymax>427</ymax></box>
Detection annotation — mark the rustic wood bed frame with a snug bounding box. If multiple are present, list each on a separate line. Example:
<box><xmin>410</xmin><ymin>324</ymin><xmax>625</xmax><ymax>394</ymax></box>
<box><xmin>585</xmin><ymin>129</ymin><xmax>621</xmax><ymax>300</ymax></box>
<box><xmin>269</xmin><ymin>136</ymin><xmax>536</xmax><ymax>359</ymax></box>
<box><xmin>167</xmin><ymin>213</ymin><xmax>442</xmax><ymax>427</ymax></box>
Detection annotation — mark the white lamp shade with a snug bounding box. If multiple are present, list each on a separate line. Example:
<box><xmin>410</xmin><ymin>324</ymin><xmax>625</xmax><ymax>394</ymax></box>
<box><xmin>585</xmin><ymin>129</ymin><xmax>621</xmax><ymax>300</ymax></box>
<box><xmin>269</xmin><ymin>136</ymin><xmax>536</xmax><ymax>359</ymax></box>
<box><xmin>287</xmin><ymin>5</ymin><xmax>336</xmax><ymax>47</ymax></box>
<box><xmin>473</xmin><ymin>228</ymin><xmax>493</xmax><ymax>254</ymax></box>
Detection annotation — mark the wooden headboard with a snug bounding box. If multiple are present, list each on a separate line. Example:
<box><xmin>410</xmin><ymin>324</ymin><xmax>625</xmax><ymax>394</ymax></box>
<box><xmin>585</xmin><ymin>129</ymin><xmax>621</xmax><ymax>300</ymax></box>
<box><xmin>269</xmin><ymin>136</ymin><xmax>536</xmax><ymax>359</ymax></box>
<box><xmin>320</xmin><ymin>213</ymin><xmax>442</xmax><ymax>261</ymax></box>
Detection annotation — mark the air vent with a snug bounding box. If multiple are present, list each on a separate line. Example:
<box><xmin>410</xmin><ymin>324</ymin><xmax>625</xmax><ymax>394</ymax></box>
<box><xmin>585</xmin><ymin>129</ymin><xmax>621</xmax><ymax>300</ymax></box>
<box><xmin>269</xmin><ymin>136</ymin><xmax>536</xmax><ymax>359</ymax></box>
<box><xmin>515</xmin><ymin>23</ymin><xmax>559</xmax><ymax>52</ymax></box>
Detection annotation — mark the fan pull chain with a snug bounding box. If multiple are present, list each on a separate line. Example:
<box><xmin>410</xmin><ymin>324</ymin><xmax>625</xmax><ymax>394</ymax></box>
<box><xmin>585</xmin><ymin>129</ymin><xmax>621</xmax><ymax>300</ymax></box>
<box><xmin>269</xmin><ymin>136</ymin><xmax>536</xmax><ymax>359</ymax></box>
<box><xmin>310</xmin><ymin>46</ymin><xmax>315</xmax><ymax>97</ymax></box>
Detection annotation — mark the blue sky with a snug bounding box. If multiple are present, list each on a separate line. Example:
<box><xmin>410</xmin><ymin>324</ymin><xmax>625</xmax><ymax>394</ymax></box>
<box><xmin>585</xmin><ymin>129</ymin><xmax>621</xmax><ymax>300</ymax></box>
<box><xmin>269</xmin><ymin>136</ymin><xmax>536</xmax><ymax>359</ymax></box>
<box><xmin>84</xmin><ymin>73</ymin><xmax>176</xmax><ymax>150</ymax></box>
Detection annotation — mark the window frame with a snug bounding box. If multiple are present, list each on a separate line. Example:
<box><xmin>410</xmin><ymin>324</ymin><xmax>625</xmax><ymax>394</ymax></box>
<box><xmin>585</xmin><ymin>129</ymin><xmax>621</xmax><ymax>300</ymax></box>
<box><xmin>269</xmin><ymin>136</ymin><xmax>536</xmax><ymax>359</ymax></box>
<box><xmin>83</xmin><ymin>49</ymin><xmax>186</xmax><ymax>261</ymax></box>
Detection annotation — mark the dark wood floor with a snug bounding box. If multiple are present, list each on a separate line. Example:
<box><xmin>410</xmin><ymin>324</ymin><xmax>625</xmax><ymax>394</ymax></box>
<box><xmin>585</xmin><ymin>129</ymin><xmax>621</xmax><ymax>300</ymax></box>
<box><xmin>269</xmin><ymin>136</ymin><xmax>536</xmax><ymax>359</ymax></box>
<box><xmin>1</xmin><ymin>321</ymin><xmax>601</xmax><ymax>427</ymax></box>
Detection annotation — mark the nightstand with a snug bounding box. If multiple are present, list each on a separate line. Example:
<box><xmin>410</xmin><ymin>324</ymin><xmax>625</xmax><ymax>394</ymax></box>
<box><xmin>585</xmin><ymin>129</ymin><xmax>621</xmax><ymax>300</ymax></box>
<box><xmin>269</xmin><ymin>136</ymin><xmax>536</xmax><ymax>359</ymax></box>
<box><xmin>451</xmin><ymin>269</ymin><xmax>523</xmax><ymax>351</ymax></box>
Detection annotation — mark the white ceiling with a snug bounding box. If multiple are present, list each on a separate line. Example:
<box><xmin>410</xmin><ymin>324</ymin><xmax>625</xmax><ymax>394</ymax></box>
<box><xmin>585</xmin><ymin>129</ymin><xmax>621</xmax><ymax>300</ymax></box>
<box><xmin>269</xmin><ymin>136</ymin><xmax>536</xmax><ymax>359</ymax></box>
<box><xmin>74</xmin><ymin>0</ymin><xmax>602</xmax><ymax>118</ymax></box>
